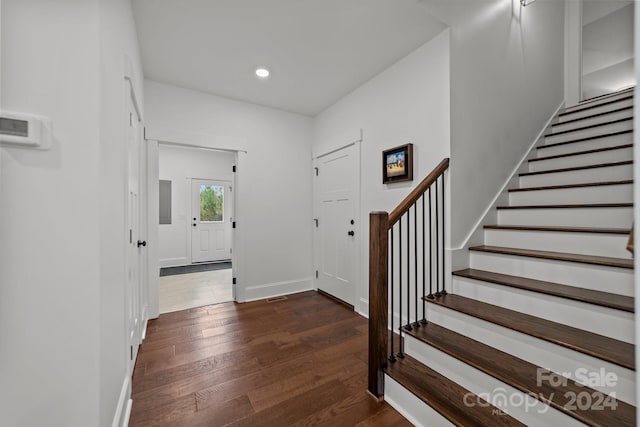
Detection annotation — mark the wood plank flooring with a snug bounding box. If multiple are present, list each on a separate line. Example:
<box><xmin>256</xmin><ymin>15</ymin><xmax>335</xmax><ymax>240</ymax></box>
<box><xmin>130</xmin><ymin>291</ymin><xmax>411</xmax><ymax>427</ymax></box>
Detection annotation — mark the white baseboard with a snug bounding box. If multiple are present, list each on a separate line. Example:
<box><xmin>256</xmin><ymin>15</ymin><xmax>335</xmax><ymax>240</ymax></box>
<box><xmin>111</xmin><ymin>375</ymin><xmax>131</xmax><ymax>427</ymax></box>
<box><xmin>159</xmin><ymin>257</ymin><xmax>189</xmax><ymax>268</ymax></box>
<box><xmin>240</xmin><ymin>277</ymin><xmax>314</xmax><ymax>302</ymax></box>
<box><xmin>358</xmin><ymin>298</ymin><xmax>369</xmax><ymax>318</ymax></box>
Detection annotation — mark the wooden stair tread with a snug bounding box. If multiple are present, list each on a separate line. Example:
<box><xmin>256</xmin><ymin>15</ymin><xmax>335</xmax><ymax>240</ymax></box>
<box><xmin>560</xmin><ymin>93</ymin><xmax>633</xmax><ymax>116</ymax></box>
<box><xmin>404</xmin><ymin>322</ymin><xmax>636</xmax><ymax>426</ymax></box>
<box><xmin>538</xmin><ymin>129</ymin><xmax>632</xmax><ymax>150</ymax></box>
<box><xmin>520</xmin><ymin>160</ymin><xmax>632</xmax><ymax>177</ymax></box>
<box><xmin>544</xmin><ymin>117</ymin><xmax>632</xmax><ymax>138</ymax></box>
<box><xmin>556</xmin><ymin>105</ymin><xmax>633</xmax><ymax>126</ymax></box>
<box><xmin>497</xmin><ymin>203</ymin><xmax>632</xmax><ymax>209</ymax></box>
<box><xmin>509</xmin><ymin>179</ymin><xmax>633</xmax><ymax>193</ymax></box>
<box><xmin>426</xmin><ymin>294</ymin><xmax>635</xmax><ymax>370</ymax></box>
<box><xmin>529</xmin><ymin>143</ymin><xmax>633</xmax><ymax>163</ymax></box>
<box><xmin>469</xmin><ymin>245</ymin><xmax>634</xmax><ymax>269</ymax></box>
<box><xmin>484</xmin><ymin>225</ymin><xmax>630</xmax><ymax>234</ymax></box>
<box><xmin>453</xmin><ymin>268</ymin><xmax>634</xmax><ymax>312</ymax></box>
<box><xmin>384</xmin><ymin>355</ymin><xmax>525</xmax><ymax>427</ymax></box>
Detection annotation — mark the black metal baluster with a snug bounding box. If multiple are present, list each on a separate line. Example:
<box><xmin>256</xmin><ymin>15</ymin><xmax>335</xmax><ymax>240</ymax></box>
<box><xmin>413</xmin><ymin>203</ymin><xmax>419</xmax><ymax>327</ymax></box>
<box><xmin>397</xmin><ymin>217</ymin><xmax>404</xmax><ymax>358</ymax></box>
<box><xmin>421</xmin><ymin>194</ymin><xmax>427</xmax><ymax>323</ymax></box>
<box><xmin>441</xmin><ymin>174</ymin><xmax>447</xmax><ymax>295</ymax></box>
<box><xmin>427</xmin><ymin>187</ymin><xmax>434</xmax><ymax>299</ymax></box>
<box><xmin>435</xmin><ymin>178</ymin><xmax>440</xmax><ymax>295</ymax></box>
<box><xmin>389</xmin><ymin>227</ymin><xmax>396</xmax><ymax>363</ymax></box>
<box><xmin>405</xmin><ymin>210</ymin><xmax>412</xmax><ymax>331</ymax></box>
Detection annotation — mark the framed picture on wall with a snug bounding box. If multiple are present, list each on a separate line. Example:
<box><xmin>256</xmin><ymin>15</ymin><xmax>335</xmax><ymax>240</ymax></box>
<box><xmin>382</xmin><ymin>143</ymin><xmax>413</xmax><ymax>184</ymax></box>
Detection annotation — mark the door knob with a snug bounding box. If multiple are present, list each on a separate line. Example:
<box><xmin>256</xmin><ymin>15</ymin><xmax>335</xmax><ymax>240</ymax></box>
<box><xmin>347</xmin><ymin>231</ymin><xmax>355</xmax><ymax>236</ymax></box>
<box><xmin>137</xmin><ymin>240</ymin><xmax>147</xmax><ymax>247</ymax></box>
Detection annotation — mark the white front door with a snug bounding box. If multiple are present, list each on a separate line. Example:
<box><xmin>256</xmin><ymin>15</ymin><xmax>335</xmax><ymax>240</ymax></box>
<box><xmin>126</xmin><ymin>99</ymin><xmax>143</xmax><ymax>374</ymax></box>
<box><xmin>314</xmin><ymin>144</ymin><xmax>359</xmax><ymax>307</ymax></box>
<box><xmin>191</xmin><ymin>179</ymin><xmax>232</xmax><ymax>263</ymax></box>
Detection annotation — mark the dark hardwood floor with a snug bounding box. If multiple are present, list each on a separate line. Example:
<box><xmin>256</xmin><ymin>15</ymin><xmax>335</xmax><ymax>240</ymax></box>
<box><xmin>130</xmin><ymin>291</ymin><xmax>411</xmax><ymax>426</ymax></box>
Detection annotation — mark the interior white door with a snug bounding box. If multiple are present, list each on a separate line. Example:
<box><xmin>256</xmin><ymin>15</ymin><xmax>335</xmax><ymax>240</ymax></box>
<box><xmin>126</xmin><ymin>98</ymin><xmax>143</xmax><ymax>373</ymax></box>
<box><xmin>191</xmin><ymin>179</ymin><xmax>232</xmax><ymax>263</ymax></box>
<box><xmin>314</xmin><ymin>144</ymin><xmax>359</xmax><ymax>306</ymax></box>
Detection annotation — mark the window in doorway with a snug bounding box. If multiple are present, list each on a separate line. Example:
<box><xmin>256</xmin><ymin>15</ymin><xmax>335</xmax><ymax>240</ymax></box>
<box><xmin>200</xmin><ymin>184</ymin><xmax>224</xmax><ymax>222</ymax></box>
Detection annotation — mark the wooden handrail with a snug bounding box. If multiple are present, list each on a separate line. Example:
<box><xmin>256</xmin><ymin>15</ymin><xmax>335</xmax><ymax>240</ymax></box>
<box><xmin>388</xmin><ymin>158</ymin><xmax>450</xmax><ymax>226</ymax></box>
<box><xmin>368</xmin><ymin>157</ymin><xmax>450</xmax><ymax>398</ymax></box>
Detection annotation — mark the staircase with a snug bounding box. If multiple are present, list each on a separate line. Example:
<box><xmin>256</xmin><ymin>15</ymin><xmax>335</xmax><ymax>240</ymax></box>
<box><xmin>370</xmin><ymin>88</ymin><xmax>636</xmax><ymax>426</ymax></box>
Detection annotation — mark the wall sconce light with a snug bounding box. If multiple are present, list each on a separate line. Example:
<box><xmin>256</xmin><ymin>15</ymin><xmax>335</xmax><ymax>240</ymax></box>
<box><xmin>521</xmin><ymin>0</ymin><xmax>536</xmax><ymax>6</ymax></box>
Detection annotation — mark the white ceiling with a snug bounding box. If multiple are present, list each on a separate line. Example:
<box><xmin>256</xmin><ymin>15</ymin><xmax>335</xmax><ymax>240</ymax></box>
<box><xmin>132</xmin><ymin>0</ymin><xmax>447</xmax><ymax>116</ymax></box>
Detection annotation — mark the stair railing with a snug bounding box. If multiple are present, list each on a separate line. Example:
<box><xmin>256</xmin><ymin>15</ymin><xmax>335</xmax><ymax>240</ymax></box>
<box><xmin>368</xmin><ymin>158</ymin><xmax>449</xmax><ymax>397</ymax></box>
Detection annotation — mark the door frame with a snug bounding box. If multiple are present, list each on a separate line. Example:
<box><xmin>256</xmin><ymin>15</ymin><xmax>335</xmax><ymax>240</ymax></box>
<box><xmin>145</xmin><ymin>139</ymin><xmax>243</xmax><ymax>319</ymax></box>
<box><xmin>312</xmin><ymin>140</ymin><xmax>362</xmax><ymax>312</ymax></box>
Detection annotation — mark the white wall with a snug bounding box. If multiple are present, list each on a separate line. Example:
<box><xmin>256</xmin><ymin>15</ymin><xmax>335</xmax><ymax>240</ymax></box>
<box><xmin>98</xmin><ymin>0</ymin><xmax>145</xmax><ymax>426</ymax></box>
<box><xmin>1</xmin><ymin>1</ymin><xmax>145</xmax><ymax>425</ymax></box>
<box><xmin>145</xmin><ymin>81</ymin><xmax>314</xmax><ymax>302</ymax></box>
<box><xmin>422</xmin><ymin>0</ymin><xmax>565</xmax><ymax>250</ymax></box>
<box><xmin>0</xmin><ymin>1</ymin><xmax>101</xmax><ymax>425</ymax></box>
<box><xmin>158</xmin><ymin>145</ymin><xmax>234</xmax><ymax>267</ymax></box>
<box><xmin>313</xmin><ymin>30</ymin><xmax>451</xmax><ymax>315</ymax></box>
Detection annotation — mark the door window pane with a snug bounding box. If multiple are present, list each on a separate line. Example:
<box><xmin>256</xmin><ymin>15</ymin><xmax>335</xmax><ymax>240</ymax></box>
<box><xmin>200</xmin><ymin>185</ymin><xmax>224</xmax><ymax>222</ymax></box>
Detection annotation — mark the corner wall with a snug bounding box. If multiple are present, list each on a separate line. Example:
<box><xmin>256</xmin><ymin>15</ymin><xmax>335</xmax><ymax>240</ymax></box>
<box><xmin>313</xmin><ymin>30</ymin><xmax>451</xmax><ymax>315</ymax></box>
<box><xmin>443</xmin><ymin>0</ymin><xmax>565</xmax><ymax>249</ymax></box>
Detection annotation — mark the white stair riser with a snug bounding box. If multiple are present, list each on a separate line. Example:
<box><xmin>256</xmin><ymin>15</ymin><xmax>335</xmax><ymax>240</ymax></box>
<box><xmin>404</xmin><ymin>335</ymin><xmax>583</xmax><ymax>427</ymax></box>
<box><xmin>562</xmin><ymin>91</ymin><xmax>634</xmax><ymax>114</ymax></box>
<box><xmin>529</xmin><ymin>147</ymin><xmax>633</xmax><ymax>172</ymax></box>
<box><xmin>385</xmin><ymin>376</ymin><xmax>454</xmax><ymax>427</ymax></box>
<box><xmin>544</xmin><ymin>120</ymin><xmax>632</xmax><ymax>145</ymax></box>
<box><xmin>552</xmin><ymin>108</ymin><xmax>633</xmax><ymax>133</ymax></box>
<box><xmin>519</xmin><ymin>164</ymin><xmax>633</xmax><ymax>187</ymax></box>
<box><xmin>427</xmin><ymin>304</ymin><xmax>636</xmax><ymax>405</ymax></box>
<box><xmin>452</xmin><ymin>277</ymin><xmax>634</xmax><ymax>343</ymax></box>
<box><xmin>509</xmin><ymin>183</ymin><xmax>633</xmax><ymax>205</ymax></box>
<box><xmin>484</xmin><ymin>229</ymin><xmax>631</xmax><ymax>259</ymax></box>
<box><xmin>470</xmin><ymin>252</ymin><xmax>633</xmax><ymax>295</ymax></box>
<box><xmin>497</xmin><ymin>207</ymin><xmax>632</xmax><ymax>228</ymax></box>
<box><xmin>537</xmin><ymin>132</ymin><xmax>632</xmax><ymax>157</ymax></box>
<box><xmin>558</xmin><ymin>98</ymin><xmax>633</xmax><ymax>122</ymax></box>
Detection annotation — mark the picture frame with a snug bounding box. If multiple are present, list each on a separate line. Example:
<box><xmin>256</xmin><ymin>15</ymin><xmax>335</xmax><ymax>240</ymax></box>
<box><xmin>382</xmin><ymin>143</ymin><xmax>413</xmax><ymax>184</ymax></box>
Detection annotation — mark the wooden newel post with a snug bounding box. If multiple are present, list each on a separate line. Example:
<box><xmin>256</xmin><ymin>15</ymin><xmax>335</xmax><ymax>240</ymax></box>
<box><xmin>368</xmin><ymin>211</ymin><xmax>389</xmax><ymax>398</ymax></box>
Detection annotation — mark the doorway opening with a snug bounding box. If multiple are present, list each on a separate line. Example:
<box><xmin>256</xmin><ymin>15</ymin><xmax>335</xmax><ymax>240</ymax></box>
<box><xmin>156</xmin><ymin>144</ymin><xmax>236</xmax><ymax>313</ymax></box>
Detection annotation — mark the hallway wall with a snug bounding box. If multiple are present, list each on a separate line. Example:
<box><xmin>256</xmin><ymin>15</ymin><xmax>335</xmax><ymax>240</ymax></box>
<box><xmin>145</xmin><ymin>81</ymin><xmax>314</xmax><ymax>302</ymax></box>
<box><xmin>0</xmin><ymin>1</ymin><xmax>101</xmax><ymax>425</ymax></box>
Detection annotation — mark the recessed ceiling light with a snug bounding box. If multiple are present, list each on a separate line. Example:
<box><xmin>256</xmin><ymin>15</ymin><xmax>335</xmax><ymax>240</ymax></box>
<box><xmin>255</xmin><ymin>68</ymin><xmax>270</xmax><ymax>78</ymax></box>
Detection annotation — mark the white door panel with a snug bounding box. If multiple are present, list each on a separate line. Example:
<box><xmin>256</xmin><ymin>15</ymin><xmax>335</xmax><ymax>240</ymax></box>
<box><xmin>191</xmin><ymin>179</ymin><xmax>232</xmax><ymax>263</ymax></box>
<box><xmin>314</xmin><ymin>144</ymin><xmax>359</xmax><ymax>307</ymax></box>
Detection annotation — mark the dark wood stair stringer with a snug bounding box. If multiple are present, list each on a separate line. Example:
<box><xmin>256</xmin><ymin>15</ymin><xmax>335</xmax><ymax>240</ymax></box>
<box><xmin>426</xmin><ymin>294</ymin><xmax>635</xmax><ymax>370</ymax></box>
<box><xmin>403</xmin><ymin>322</ymin><xmax>636</xmax><ymax>426</ymax></box>
<box><xmin>497</xmin><ymin>202</ymin><xmax>632</xmax><ymax>210</ymax></box>
<box><xmin>469</xmin><ymin>245</ymin><xmax>634</xmax><ymax>270</ymax></box>
<box><xmin>453</xmin><ymin>268</ymin><xmax>634</xmax><ymax>312</ymax></box>
<box><xmin>384</xmin><ymin>355</ymin><xmax>526</xmax><ymax>427</ymax></box>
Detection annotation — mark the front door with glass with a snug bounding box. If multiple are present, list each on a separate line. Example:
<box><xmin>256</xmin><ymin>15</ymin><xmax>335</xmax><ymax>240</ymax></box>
<box><xmin>191</xmin><ymin>179</ymin><xmax>232</xmax><ymax>263</ymax></box>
